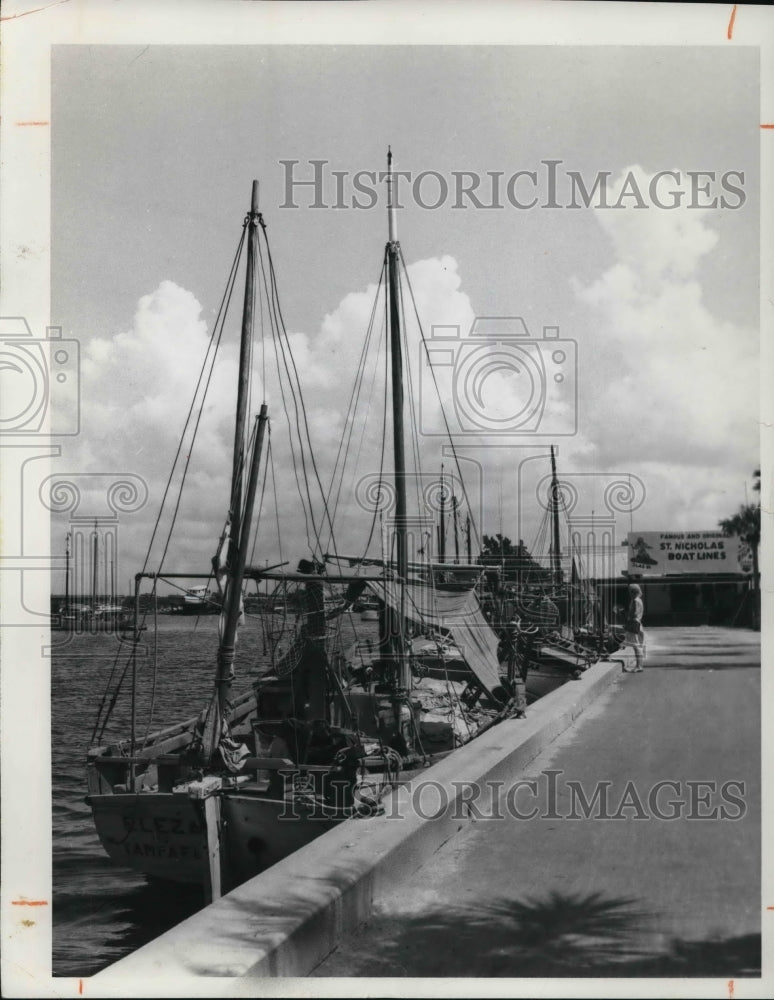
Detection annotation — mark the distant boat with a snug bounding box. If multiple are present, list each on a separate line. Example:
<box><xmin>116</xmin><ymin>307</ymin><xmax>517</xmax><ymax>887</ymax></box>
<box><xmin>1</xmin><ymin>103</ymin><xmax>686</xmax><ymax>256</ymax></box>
<box><xmin>51</xmin><ymin>529</ymin><xmax>131</xmax><ymax>633</ymax></box>
<box><xmin>355</xmin><ymin>595</ymin><xmax>381</xmax><ymax>620</ymax></box>
<box><xmin>513</xmin><ymin>446</ymin><xmax>626</xmax><ymax>698</ymax></box>
<box><xmin>167</xmin><ymin>585</ymin><xmax>220</xmax><ymax>616</ymax></box>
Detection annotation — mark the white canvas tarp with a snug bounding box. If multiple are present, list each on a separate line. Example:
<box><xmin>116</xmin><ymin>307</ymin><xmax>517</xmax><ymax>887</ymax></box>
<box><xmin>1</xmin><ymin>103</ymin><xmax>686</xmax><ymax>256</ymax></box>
<box><xmin>367</xmin><ymin>580</ymin><xmax>502</xmax><ymax>694</ymax></box>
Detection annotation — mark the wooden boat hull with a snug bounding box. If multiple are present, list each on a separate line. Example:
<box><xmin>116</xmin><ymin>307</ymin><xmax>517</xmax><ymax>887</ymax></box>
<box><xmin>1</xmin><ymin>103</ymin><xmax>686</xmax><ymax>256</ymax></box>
<box><xmin>221</xmin><ymin>792</ymin><xmax>340</xmax><ymax>882</ymax></box>
<box><xmin>90</xmin><ymin>789</ymin><xmax>341</xmax><ymax>887</ymax></box>
<box><xmin>90</xmin><ymin>792</ymin><xmax>211</xmax><ymax>884</ymax></box>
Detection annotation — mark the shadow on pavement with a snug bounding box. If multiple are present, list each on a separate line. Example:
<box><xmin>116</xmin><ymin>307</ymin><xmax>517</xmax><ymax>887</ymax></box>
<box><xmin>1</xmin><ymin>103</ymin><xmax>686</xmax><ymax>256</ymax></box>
<box><xmin>315</xmin><ymin>889</ymin><xmax>761</xmax><ymax>978</ymax></box>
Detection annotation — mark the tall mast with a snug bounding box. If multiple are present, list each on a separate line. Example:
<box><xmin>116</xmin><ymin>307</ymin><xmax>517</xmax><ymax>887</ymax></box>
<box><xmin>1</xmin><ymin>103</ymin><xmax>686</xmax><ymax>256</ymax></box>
<box><xmin>216</xmin><ymin>181</ymin><xmax>266</xmax><ymax>720</ymax></box>
<box><xmin>386</xmin><ymin>148</ymin><xmax>410</xmax><ymax>690</ymax></box>
<box><xmin>65</xmin><ymin>531</ymin><xmax>70</xmax><ymax>608</ymax></box>
<box><xmin>550</xmin><ymin>445</ymin><xmax>563</xmax><ymax>589</ymax></box>
<box><xmin>466</xmin><ymin>513</ymin><xmax>472</xmax><ymax>563</ymax></box>
<box><xmin>216</xmin><ymin>406</ymin><xmax>268</xmax><ymax>718</ymax></box>
<box><xmin>92</xmin><ymin>519</ymin><xmax>98</xmax><ymax>614</ymax></box>
<box><xmin>438</xmin><ymin>464</ymin><xmax>446</xmax><ymax>563</ymax></box>
<box><xmin>453</xmin><ymin>495</ymin><xmax>460</xmax><ymax>564</ymax></box>
<box><xmin>229</xmin><ymin>180</ymin><xmax>261</xmax><ymax>573</ymax></box>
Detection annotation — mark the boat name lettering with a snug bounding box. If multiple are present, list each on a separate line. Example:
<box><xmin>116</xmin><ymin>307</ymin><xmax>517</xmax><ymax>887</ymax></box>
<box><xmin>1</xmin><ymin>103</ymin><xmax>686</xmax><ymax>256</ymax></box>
<box><xmin>122</xmin><ymin>815</ymin><xmax>203</xmax><ymax>836</ymax></box>
<box><xmin>124</xmin><ymin>842</ymin><xmax>202</xmax><ymax>861</ymax></box>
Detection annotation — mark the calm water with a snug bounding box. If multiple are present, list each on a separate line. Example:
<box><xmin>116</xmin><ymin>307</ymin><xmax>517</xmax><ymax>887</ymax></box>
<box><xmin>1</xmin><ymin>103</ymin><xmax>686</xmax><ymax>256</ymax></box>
<box><xmin>52</xmin><ymin>613</ymin><xmax>275</xmax><ymax>977</ymax></box>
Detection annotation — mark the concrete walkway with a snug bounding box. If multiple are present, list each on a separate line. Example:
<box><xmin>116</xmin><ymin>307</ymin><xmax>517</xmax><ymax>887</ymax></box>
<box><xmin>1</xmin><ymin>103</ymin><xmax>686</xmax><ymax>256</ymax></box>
<box><xmin>312</xmin><ymin>627</ymin><xmax>762</xmax><ymax>980</ymax></box>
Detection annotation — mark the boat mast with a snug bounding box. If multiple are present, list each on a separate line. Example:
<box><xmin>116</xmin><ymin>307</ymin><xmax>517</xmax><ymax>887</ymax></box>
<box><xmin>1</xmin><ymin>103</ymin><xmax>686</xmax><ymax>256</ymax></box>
<box><xmin>438</xmin><ymin>463</ymin><xmax>446</xmax><ymax>563</ymax></box>
<box><xmin>550</xmin><ymin>445</ymin><xmax>563</xmax><ymax>590</ymax></box>
<box><xmin>215</xmin><ymin>181</ymin><xmax>267</xmax><ymax>718</ymax></box>
<box><xmin>65</xmin><ymin>530</ymin><xmax>70</xmax><ymax>609</ymax></box>
<box><xmin>453</xmin><ymin>494</ymin><xmax>460</xmax><ymax>564</ymax></box>
<box><xmin>230</xmin><ymin>180</ymin><xmax>261</xmax><ymax>572</ymax></box>
<box><xmin>386</xmin><ymin>149</ymin><xmax>410</xmax><ymax>690</ymax></box>
<box><xmin>92</xmin><ymin>519</ymin><xmax>98</xmax><ymax>615</ymax></box>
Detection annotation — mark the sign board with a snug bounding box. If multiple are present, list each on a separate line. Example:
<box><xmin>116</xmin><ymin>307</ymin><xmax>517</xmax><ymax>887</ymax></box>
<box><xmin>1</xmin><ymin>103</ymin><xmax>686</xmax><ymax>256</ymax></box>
<box><xmin>627</xmin><ymin>531</ymin><xmax>743</xmax><ymax>576</ymax></box>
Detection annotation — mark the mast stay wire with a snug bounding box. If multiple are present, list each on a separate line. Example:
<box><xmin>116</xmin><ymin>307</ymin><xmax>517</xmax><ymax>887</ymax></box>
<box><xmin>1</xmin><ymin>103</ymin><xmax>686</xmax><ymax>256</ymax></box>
<box><xmin>260</xmin><ymin>238</ymin><xmax>326</xmax><ymax>562</ymax></box>
<box><xmin>91</xmin><ymin>225</ymin><xmax>248</xmax><ymax>744</ymax></box>
<box><xmin>262</xmin><ymin>232</ymin><xmax>368</xmax><ymax>576</ymax></box>
<box><xmin>399</xmin><ymin>247</ymin><xmax>483</xmax><ymax>560</ymax></box>
<box><xmin>322</xmin><ymin>256</ymin><xmax>387</xmax><ymax>556</ymax></box>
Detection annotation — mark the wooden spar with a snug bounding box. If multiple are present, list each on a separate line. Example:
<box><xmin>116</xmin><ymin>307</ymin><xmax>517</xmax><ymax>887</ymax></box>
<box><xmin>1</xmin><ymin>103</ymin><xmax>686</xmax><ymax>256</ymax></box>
<box><xmin>92</xmin><ymin>519</ymin><xmax>98</xmax><ymax>614</ymax></box>
<box><xmin>246</xmin><ymin>569</ymin><xmax>395</xmax><ymax>583</ymax></box>
<box><xmin>216</xmin><ymin>405</ymin><xmax>269</xmax><ymax>717</ymax></box>
<box><xmin>550</xmin><ymin>445</ymin><xmax>563</xmax><ymax>589</ymax></box>
<box><xmin>453</xmin><ymin>495</ymin><xmax>460</xmax><ymax>564</ymax></box>
<box><xmin>385</xmin><ymin>148</ymin><xmax>410</xmax><ymax>691</ymax></box>
<box><xmin>322</xmin><ymin>553</ymin><xmax>484</xmax><ymax>574</ymax></box>
<box><xmin>438</xmin><ymin>464</ymin><xmax>446</xmax><ymax>563</ymax></box>
<box><xmin>202</xmin><ymin>794</ymin><xmax>223</xmax><ymax>903</ymax></box>
<box><xmin>133</xmin><ymin>566</ymin><xmax>392</xmax><ymax>584</ymax></box>
<box><xmin>213</xmin><ymin>179</ymin><xmax>266</xmax><ymax>725</ymax></box>
<box><xmin>129</xmin><ymin>571</ymin><xmax>141</xmax><ymax>789</ymax></box>
<box><xmin>466</xmin><ymin>514</ymin><xmax>472</xmax><ymax>563</ymax></box>
<box><xmin>64</xmin><ymin>531</ymin><xmax>70</xmax><ymax>609</ymax></box>
<box><xmin>229</xmin><ymin>180</ymin><xmax>261</xmax><ymax>574</ymax></box>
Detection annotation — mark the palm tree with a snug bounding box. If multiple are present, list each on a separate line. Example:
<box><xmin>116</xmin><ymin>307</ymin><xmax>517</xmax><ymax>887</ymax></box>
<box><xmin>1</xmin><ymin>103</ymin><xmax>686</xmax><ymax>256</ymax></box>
<box><xmin>719</xmin><ymin>470</ymin><xmax>761</xmax><ymax>629</ymax></box>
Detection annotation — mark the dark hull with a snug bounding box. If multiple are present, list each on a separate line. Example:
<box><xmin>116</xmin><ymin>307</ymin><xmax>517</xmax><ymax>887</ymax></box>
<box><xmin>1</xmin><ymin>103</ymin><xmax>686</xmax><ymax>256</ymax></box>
<box><xmin>167</xmin><ymin>604</ymin><xmax>220</xmax><ymax>616</ymax></box>
<box><xmin>90</xmin><ymin>789</ymin><xmax>339</xmax><ymax>887</ymax></box>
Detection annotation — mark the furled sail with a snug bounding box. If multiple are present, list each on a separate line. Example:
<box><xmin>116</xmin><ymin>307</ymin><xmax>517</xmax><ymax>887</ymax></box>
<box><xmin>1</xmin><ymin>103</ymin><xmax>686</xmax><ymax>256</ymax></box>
<box><xmin>366</xmin><ymin>579</ymin><xmax>502</xmax><ymax>694</ymax></box>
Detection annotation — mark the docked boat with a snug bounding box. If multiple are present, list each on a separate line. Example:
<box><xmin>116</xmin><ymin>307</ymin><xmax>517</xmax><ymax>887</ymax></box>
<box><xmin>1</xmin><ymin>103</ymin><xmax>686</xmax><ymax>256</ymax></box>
<box><xmin>509</xmin><ymin>446</ymin><xmax>626</xmax><ymax>699</ymax></box>
<box><xmin>354</xmin><ymin>594</ymin><xmax>381</xmax><ymax>620</ymax></box>
<box><xmin>51</xmin><ymin>528</ymin><xmax>132</xmax><ymax>633</ymax></box>
<box><xmin>167</xmin><ymin>585</ymin><xmax>220</xmax><ymax>616</ymax></box>
<box><xmin>86</xmin><ymin>156</ymin><xmax>542</xmax><ymax>899</ymax></box>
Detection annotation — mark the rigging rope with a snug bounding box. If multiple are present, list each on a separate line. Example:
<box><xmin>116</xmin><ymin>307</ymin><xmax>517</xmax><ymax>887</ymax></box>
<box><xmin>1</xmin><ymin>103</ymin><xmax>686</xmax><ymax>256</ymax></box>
<box><xmin>91</xmin><ymin>224</ymin><xmax>248</xmax><ymax>745</ymax></box>
<box><xmin>399</xmin><ymin>247</ymin><xmax>483</xmax><ymax>559</ymax></box>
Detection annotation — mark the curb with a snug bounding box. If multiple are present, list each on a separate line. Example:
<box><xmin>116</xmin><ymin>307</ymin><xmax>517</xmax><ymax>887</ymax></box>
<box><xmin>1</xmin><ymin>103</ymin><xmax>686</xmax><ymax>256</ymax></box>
<box><xmin>90</xmin><ymin>659</ymin><xmax>622</xmax><ymax>995</ymax></box>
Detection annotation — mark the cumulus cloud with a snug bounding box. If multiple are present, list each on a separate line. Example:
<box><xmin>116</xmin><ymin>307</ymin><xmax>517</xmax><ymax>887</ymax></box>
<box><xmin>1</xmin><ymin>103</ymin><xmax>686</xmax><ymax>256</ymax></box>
<box><xmin>63</xmin><ymin>281</ymin><xmax>238</xmax><ymax>581</ymax></box>
<box><xmin>569</xmin><ymin>165</ymin><xmax>758</xmax><ymax>522</ymax></box>
<box><xmin>63</xmin><ymin>260</ymin><xmax>480</xmax><ymax>584</ymax></box>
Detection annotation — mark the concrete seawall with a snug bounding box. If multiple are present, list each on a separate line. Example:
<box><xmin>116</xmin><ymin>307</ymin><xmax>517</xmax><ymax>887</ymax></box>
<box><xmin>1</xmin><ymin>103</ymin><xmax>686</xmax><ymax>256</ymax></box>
<box><xmin>90</xmin><ymin>657</ymin><xmax>622</xmax><ymax>995</ymax></box>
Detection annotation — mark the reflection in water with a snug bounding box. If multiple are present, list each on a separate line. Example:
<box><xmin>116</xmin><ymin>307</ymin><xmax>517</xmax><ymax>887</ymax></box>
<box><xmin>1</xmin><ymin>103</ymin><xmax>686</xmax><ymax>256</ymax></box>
<box><xmin>53</xmin><ymin>615</ymin><xmax>269</xmax><ymax>976</ymax></box>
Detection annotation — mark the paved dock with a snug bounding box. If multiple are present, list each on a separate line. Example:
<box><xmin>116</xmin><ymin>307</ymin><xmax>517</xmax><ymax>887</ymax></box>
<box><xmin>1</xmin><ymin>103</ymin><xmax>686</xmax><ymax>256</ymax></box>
<box><xmin>89</xmin><ymin>627</ymin><xmax>764</xmax><ymax>993</ymax></box>
<box><xmin>312</xmin><ymin>627</ymin><xmax>762</xmax><ymax>979</ymax></box>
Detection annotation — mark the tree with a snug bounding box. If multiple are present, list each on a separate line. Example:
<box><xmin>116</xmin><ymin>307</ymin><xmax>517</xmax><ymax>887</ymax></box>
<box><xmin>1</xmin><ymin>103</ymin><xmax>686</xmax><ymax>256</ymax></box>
<box><xmin>479</xmin><ymin>534</ymin><xmax>549</xmax><ymax>584</ymax></box>
<box><xmin>481</xmin><ymin>533</ymin><xmax>516</xmax><ymax>557</ymax></box>
<box><xmin>719</xmin><ymin>470</ymin><xmax>761</xmax><ymax>629</ymax></box>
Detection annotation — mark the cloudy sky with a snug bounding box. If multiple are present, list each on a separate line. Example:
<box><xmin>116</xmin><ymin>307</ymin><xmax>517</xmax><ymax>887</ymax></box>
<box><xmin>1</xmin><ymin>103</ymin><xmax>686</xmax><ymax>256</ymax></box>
<box><xmin>49</xmin><ymin>41</ymin><xmax>760</xmax><ymax>593</ymax></box>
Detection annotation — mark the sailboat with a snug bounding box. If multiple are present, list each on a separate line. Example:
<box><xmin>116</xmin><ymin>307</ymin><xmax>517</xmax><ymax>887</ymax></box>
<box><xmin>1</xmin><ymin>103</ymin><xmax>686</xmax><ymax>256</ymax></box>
<box><xmin>52</xmin><ymin>525</ymin><xmax>130</xmax><ymax>633</ymax></box>
<box><xmin>508</xmin><ymin>446</ymin><xmax>625</xmax><ymax>699</ymax></box>
<box><xmin>51</xmin><ymin>530</ymin><xmax>78</xmax><ymax>631</ymax></box>
<box><xmin>86</xmin><ymin>157</ymin><xmax>528</xmax><ymax>900</ymax></box>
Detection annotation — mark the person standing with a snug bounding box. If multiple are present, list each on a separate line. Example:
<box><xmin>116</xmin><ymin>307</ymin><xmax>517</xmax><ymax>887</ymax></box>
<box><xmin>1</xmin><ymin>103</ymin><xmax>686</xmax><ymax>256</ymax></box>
<box><xmin>624</xmin><ymin>583</ymin><xmax>646</xmax><ymax>672</ymax></box>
